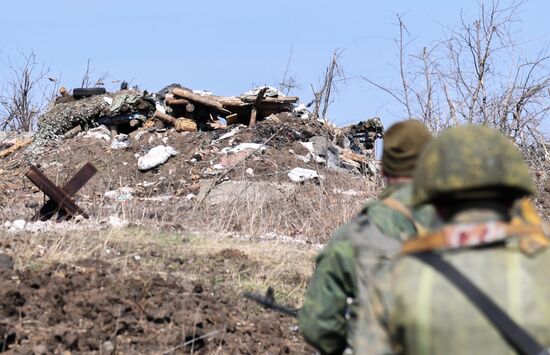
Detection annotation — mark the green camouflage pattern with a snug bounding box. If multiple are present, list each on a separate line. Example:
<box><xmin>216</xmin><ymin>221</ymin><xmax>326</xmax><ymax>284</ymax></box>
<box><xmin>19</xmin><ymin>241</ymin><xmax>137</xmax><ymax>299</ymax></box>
<box><xmin>354</xmin><ymin>210</ymin><xmax>550</xmax><ymax>355</ymax></box>
<box><xmin>413</xmin><ymin>125</ymin><xmax>535</xmax><ymax>206</ymax></box>
<box><xmin>298</xmin><ymin>182</ymin><xmax>437</xmax><ymax>354</ymax></box>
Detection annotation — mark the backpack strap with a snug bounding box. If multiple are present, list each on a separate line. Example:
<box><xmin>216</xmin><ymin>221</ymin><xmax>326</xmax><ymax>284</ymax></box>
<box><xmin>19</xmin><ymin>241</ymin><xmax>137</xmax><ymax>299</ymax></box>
<box><xmin>414</xmin><ymin>252</ymin><xmax>548</xmax><ymax>355</ymax></box>
<box><xmin>402</xmin><ymin>221</ymin><xmax>549</xmax><ymax>256</ymax></box>
<box><xmin>381</xmin><ymin>197</ymin><xmax>427</xmax><ymax>235</ymax></box>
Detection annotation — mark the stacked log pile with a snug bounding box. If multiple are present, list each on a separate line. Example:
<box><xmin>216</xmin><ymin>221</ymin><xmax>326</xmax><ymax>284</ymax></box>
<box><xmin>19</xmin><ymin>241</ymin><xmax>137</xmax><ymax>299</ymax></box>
<box><xmin>159</xmin><ymin>87</ymin><xmax>298</xmax><ymax>132</ymax></box>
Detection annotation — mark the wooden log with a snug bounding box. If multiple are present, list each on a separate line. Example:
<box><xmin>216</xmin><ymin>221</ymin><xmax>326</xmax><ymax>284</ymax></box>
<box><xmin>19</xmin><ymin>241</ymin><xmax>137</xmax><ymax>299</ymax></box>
<box><xmin>63</xmin><ymin>125</ymin><xmax>82</xmax><ymax>139</ymax></box>
<box><xmin>174</xmin><ymin>118</ymin><xmax>197</xmax><ymax>132</ymax></box>
<box><xmin>250</xmin><ymin>109</ymin><xmax>258</xmax><ymax>129</ymax></box>
<box><xmin>241</xmin><ymin>95</ymin><xmax>298</xmax><ymax>104</ymax></box>
<box><xmin>154</xmin><ymin>110</ymin><xmax>177</xmax><ymax>125</ymax></box>
<box><xmin>0</xmin><ymin>137</ymin><xmax>32</xmax><ymax>158</ymax></box>
<box><xmin>218</xmin><ymin>97</ymin><xmax>248</xmax><ymax>108</ymax></box>
<box><xmin>171</xmin><ymin>88</ymin><xmax>231</xmax><ymax>115</ymax></box>
<box><xmin>165</xmin><ymin>97</ymin><xmax>190</xmax><ymax>106</ymax></box>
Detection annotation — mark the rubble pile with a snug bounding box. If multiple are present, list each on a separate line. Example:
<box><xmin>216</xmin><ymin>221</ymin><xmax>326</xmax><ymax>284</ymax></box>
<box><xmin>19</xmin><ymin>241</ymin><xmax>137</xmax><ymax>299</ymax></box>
<box><xmin>35</xmin><ymin>85</ymin><xmax>299</xmax><ymax>146</ymax></box>
<box><xmin>0</xmin><ymin>81</ymin><xmax>389</xmax><ymax>226</ymax></box>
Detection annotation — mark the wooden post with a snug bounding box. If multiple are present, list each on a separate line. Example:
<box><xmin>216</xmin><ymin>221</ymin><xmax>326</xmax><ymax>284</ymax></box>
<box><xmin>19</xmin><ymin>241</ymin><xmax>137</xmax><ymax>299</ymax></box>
<box><xmin>249</xmin><ymin>87</ymin><xmax>268</xmax><ymax>129</ymax></box>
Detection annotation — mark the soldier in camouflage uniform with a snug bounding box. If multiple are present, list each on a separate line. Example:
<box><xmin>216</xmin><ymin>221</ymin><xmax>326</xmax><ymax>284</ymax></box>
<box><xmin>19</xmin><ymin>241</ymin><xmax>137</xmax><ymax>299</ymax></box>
<box><xmin>298</xmin><ymin>120</ymin><xmax>438</xmax><ymax>354</ymax></box>
<box><xmin>354</xmin><ymin>125</ymin><xmax>550</xmax><ymax>354</ymax></box>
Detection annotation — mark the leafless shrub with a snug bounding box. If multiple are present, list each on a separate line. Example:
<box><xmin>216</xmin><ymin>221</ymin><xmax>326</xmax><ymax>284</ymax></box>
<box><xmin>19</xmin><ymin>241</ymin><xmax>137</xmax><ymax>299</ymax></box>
<box><xmin>363</xmin><ymin>1</ymin><xmax>550</xmax><ymax>144</ymax></box>
<box><xmin>311</xmin><ymin>49</ymin><xmax>347</xmax><ymax>124</ymax></box>
<box><xmin>80</xmin><ymin>58</ymin><xmax>110</xmax><ymax>88</ymax></box>
<box><xmin>278</xmin><ymin>46</ymin><xmax>301</xmax><ymax>95</ymax></box>
<box><xmin>0</xmin><ymin>51</ymin><xmax>58</xmax><ymax>131</ymax></box>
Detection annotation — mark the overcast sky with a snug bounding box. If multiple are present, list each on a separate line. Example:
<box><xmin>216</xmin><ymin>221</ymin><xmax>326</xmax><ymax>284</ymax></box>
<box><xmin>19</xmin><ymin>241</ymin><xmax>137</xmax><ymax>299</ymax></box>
<box><xmin>1</xmin><ymin>0</ymin><xmax>550</xmax><ymax>130</ymax></box>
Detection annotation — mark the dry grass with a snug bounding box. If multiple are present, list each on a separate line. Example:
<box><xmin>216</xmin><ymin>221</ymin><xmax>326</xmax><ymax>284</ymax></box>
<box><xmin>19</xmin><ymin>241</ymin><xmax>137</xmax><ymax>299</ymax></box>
<box><xmin>5</xmin><ymin>226</ymin><xmax>318</xmax><ymax>306</ymax></box>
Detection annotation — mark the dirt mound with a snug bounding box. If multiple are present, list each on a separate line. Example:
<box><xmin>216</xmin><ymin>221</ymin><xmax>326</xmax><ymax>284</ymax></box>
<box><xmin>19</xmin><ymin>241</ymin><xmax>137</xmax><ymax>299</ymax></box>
<box><xmin>0</xmin><ymin>260</ymin><xmax>309</xmax><ymax>354</ymax></box>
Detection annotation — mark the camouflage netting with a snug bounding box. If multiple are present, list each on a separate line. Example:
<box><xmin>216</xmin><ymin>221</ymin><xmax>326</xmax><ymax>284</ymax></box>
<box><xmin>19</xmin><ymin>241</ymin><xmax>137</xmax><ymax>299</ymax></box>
<box><xmin>33</xmin><ymin>91</ymin><xmax>155</xmax><ymax>147</ymax></box>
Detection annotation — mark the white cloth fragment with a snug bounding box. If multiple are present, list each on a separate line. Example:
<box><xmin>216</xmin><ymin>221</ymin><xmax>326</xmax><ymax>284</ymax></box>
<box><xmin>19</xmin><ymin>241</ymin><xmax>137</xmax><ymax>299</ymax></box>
<box><xmin>110</xmin><ymin>134</ymin><xmax>130</xmax><ymax>149</ymax></box>
<box><xmin>137</xmin><ymin>145</ymin><xmax>178</xmax><ymax>171</ymax></box>
<box><xmin>287</xmin><ymin>168</ymin><xmax>323</xmax><ymax>182</ymax></box>
<box><xmin>220</xmin><ymin>143</ymin><xmax>266</xmax><ymax>154</ymax></box>
<box><xmin>82</xmin><ymin>125</ymin><xmax>111</xmax><ymax>141</ymax></box>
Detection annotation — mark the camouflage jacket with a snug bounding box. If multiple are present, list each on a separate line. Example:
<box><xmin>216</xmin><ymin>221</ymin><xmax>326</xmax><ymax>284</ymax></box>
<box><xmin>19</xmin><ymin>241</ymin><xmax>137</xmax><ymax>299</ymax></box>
<box><xmin>298</xmin><ymin>182</ymin><xmax>437</xmax><ymax>355</ymax></box>
<box><xmin>354</xmin><ymin>207</ymin><xmax>550</xmax><ymax>355</ymax></box>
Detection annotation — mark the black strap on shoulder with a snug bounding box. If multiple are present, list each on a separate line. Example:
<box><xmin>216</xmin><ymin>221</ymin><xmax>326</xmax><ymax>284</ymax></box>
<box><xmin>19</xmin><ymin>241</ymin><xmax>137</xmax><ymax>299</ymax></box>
<box><xmin>413</xmin><ymin>252</ymin><xmax>548</xmax><ymax>355</ymax></box>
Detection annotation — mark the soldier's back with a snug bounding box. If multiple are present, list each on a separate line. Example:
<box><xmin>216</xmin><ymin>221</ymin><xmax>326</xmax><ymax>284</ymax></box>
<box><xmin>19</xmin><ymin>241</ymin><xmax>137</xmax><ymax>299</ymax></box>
<box><xmin>369</xmin><ymin>234</ymin><xmax>550</xmax><ymax>354</ymax></box>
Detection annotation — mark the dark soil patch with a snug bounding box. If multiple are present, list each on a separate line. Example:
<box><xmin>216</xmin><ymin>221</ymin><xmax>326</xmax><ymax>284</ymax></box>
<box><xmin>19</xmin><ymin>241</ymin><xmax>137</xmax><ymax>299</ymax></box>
<box><xmin>0</xmin><ymin>260</ymin><xmax>310</xmax><ymax>354</ymax></box>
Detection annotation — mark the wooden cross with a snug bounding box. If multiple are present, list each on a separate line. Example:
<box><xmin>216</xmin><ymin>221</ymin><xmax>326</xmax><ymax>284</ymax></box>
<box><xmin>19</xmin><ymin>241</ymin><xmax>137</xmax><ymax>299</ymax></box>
<box><xmin>25</xmin><ymin>162</ymin><xmax>97</xmax><ymax>221</ymax></box>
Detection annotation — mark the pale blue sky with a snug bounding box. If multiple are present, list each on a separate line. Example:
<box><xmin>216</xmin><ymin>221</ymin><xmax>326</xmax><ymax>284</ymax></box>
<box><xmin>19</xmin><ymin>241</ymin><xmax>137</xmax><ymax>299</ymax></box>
<box><xmin>1</xmin><ymin>0</ymin><xmax>550</xmax><ymax>130</ymax></box>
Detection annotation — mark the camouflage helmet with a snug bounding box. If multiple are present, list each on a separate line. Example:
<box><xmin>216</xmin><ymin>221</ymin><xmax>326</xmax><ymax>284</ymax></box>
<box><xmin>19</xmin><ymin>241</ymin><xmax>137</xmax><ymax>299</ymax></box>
<box><xmin>412</xmin><ymin>125</ymin><xmax>535</xmax><ymax>206</ymax></box>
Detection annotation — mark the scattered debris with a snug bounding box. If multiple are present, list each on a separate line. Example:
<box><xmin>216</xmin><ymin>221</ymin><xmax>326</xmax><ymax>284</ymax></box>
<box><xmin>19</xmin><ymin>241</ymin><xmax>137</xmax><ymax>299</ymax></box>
<box><xmin>110</xmin><ymin>134</ymin><xmax>131</xmax><ymax>150</ymax></box>
<box><xmin>137</xmin><ymin>145</ymin><xmax>178</xmax><ymax>171</ymax></box>
<box><xmin>81</xmin><ymin>125</ymin><xmax>111</xmax><ymax>141</ymax></box>
<box><xmin>104</xmin><ymin>186</ymin><xmax>134</xmax><ymax>201</ymax></box>
<box><xmin>287</xmin><ymin>167</ymin><xmax>323</xmax><ymax>183</ymax></box>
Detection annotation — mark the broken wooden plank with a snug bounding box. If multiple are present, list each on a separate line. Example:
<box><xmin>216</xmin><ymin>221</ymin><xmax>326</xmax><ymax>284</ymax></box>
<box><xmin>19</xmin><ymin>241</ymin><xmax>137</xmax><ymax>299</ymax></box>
<box><xmin>249</xmin><ymin>87</ymin><xmax>268</xmax><ymax>129</ymax></box>
<box><xmin>225</xmin><ymin>113</ymin><xmax>239</xmax><ymax>125</ymax></box>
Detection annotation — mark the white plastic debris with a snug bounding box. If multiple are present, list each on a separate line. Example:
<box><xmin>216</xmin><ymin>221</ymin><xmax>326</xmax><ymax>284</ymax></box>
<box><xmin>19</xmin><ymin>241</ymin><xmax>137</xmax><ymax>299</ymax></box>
<box><xmin>11</xmin><ymin>219</ymin><xmax>26</xmax><ymax>231</ymax></box>
<box><xmin>212</xmin><ymin>126</ymin><xmax>241</xmax><ymax>143</ymax></box>
<box><xmin>137</xmin><ymin>145</ymin><xmax>178</xmax><ymax>171</ymax></box>
<box><xmin>287</xmin><ymin>168</ymin><xmax>323</xmax><ymax>182</ymax></box>
<box><xmin>110</xmin><ymin>134</ymin><xmax>130</xmax><ymax>149</ymax></box>
<box><xmin>242</xmin><ymin>86</ymin><xmax>283</xmax><ymax>97</ymax></box>
<box><xmin>108</xmin><ymin>215</ymin><xmax>128</xmax><ymax>229</ymax></box>
<box><xmin>155</xmin><ymin>102</ymin><xmax>166</xmax><ymax>114</ymax></box>
<box><xmin>82</xmin><ymin>125</ymin><xmax>111</xmax><ymax>141</ymax></box>
<box><xmin>220</xmin><ymin>143</ymin><xmax>266</xmax><ymax>154</ymax></box>
<box><xmin>245</xmin><ymin>168</ymin><xmax>254</xmax><ymax>176</ymax></box>
<box><xmin>103</xmin><ymin>97</ymin><xmax>113</xmax><ymax>105</ymax></box>
<box><xmin>293</xmin><ymin>103</ymin><xmax>311</xmax><ymax>119</ymax></box>
<box><xmin>104</xmin><ymin>186</ymin><xmax>134</xmax><ymax>201</ymax></box>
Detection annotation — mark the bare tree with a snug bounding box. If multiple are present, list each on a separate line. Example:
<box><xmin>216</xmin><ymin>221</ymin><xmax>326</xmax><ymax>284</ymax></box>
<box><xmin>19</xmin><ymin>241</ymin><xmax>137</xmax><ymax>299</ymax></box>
<box><xmin>311</xmin><ymin>49</ymin><xmax>346</xmax><ymax>123</ymax></box>
<box><xmin>363</xmin><ymin>0</ymin><xmax>550</xmax><ymax>144</ymax></box>
<box><xmin>278</xmin><ymin>46</ymin><xmax>301</xmax><ymax>95</ymax></box>
<box><xmin>0</xmin><ymin>51</ymin><xmax>57</xmax><ymax>131</ymax></box>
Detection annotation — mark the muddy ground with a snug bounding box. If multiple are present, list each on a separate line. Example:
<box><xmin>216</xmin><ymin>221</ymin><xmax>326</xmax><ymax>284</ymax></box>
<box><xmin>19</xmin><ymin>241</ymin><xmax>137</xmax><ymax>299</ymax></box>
<box><xmin>0</xmin><ymin>229</ymin><xmax>316</xmax><ymax>354</ymax></box>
